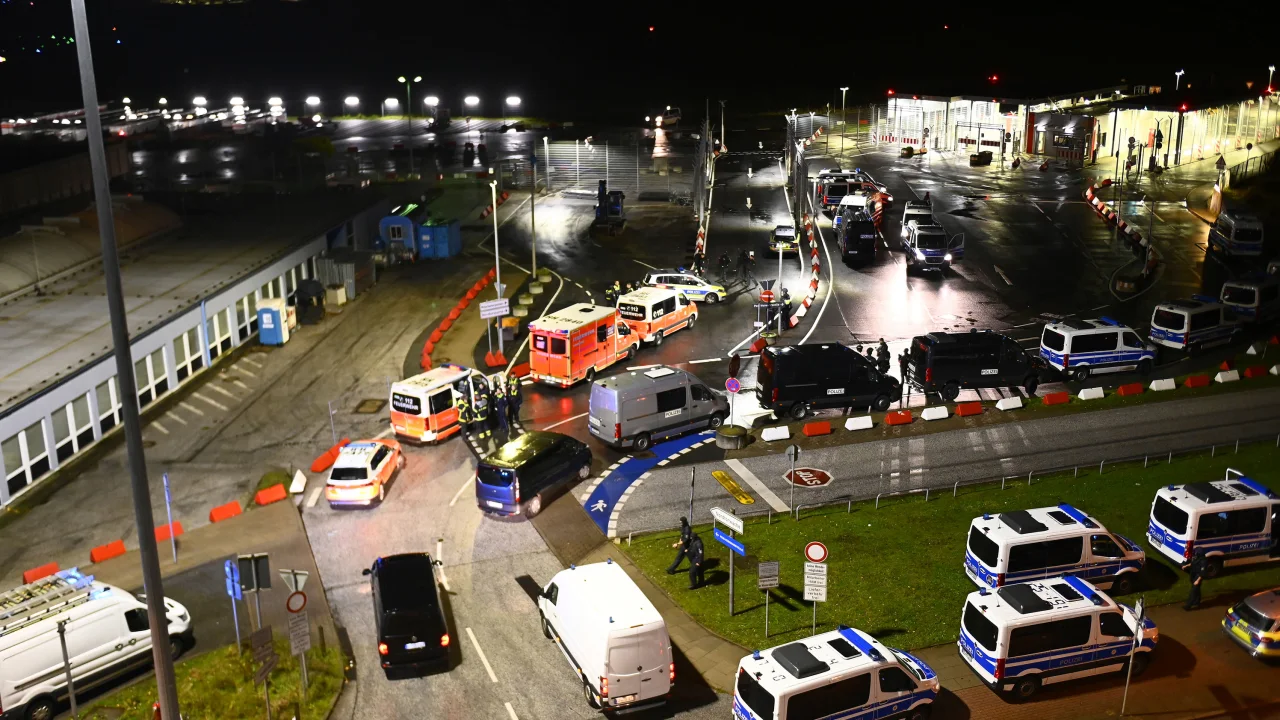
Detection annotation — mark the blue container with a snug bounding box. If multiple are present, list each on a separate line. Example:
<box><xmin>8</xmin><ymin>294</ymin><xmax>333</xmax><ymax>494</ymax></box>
<box><xmin>433</xmin><ymin>220</ymin><xmax>461</xmax><ymax>259</ymax></box>
<box><xmin>258</xmin><ymin>301</ymin><xmax>288</xmax><ymax>346</ymax></box>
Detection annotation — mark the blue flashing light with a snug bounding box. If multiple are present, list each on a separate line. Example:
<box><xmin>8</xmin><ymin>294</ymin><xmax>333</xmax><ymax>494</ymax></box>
<box><xmin>1167</xmin><ymin>484</ymin><xmax>1177</xmax><ymax>490</ymax></box>
<box><xmin>1098</xmin><ymin>316</ymin><xmax>1122</xmax><ymax>327</ymax></box>
<box><xmin>1062</xmin><ymin>575</ymin><xmax>1104</xmax><ymax>606</ymax></box>
<box><xmin>1191</xmin><ymin>294</ymin><xmax>1218</xmax><ymax>304</ymax></box>
<box><xmin>752</xmin><ymin>650</ymin><xmax>762</xmax><ymax>660</ymax></box>
<box><xmin>978</xmin><ymin>587</ymin><xmax>990</xmax><ymax>596</ymax></box>
<box><xmin>609</xmin><ymin>616</ymin><xmax>614</xmax><ymax>623</ymax></box>
<box><xmin>982</xmin><ymin>513</ymin><xmax>992</xmax><ymax>520</ymax></box>
<box><xmin>570</xmin><ymin>564</ymin><xmax>576</xmax><ymax>570</ymax></box>
<box><xmin>606</xmin><ymin>557</ymin><xmax>613</xmax><ymax>564</ymax></box>
<box><xmin>1055</xmin><ymin>503</ymin><xmax>1098</xmax><ymax>529</ymax></box>
<box><xmin>854</xmin><ymin>167</ymin><xmax>862</xmax><ymax>173</ymax></box>
<box><xmin>1234</xmin><ymin>475</ymin><xmax>1275</xmax><ymax>498</ymax></box>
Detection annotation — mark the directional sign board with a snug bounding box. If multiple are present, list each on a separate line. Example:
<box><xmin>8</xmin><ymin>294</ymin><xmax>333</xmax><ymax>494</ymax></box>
<box><xmin>251</xmin><ymin>627</ymin><xmax>278</xmax><ymax>687</ymax></box>
<box><xmin>757</xmin><ymin>561</ymin><xmax>780</xmax><ymax>590</ymax></box>
<box><xmin>288</xmin><ymin>610</ymin><xmax>312</xmax><ymax>656</ymax></box>
<box><xmin>786</xmin><ymin>467</ymin><xmax>833</xmax><ymax>487</ymax></box>
<box><xmin>480</xmin><ymin>298</ymin><xmax>510</xmax><ymax>319</ymax></box>
<box><xmin>713</xmin><ymin>528</ymin><xmax>745</xmax><ymax>557</ymax></box>
<box><xmin>225</xmin><ymin>560</ymin><xmax>242</xmax><ymax>601</ymax></box>
<box><xmin>710</xmin><ymin>506</ymin><xmax>744</xmax><ymax>534</ymax></box>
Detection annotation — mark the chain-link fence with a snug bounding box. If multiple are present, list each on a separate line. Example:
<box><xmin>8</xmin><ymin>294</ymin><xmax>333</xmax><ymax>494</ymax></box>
<box><xmin>1227</xmin><ymin>149</ymin><xmax>1277</xmax><ymax>186</ymax></box>
<box><xmin>498</xmin><ymin>134</ymin><xmax>702</xmax><ymax>204</ymax></box>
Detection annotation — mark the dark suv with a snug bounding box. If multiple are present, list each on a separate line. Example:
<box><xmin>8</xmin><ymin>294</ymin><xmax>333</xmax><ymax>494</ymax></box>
<box><xmin>474</xmin><ymin>431</ymin><xmax>592</xmax><ymax>518</ymax></box>
<box><xmin>364</xmin><ymin>553</ymin><xmax>451</xmax><ymax>679</ymax></box>
<box><xmin>757</xmin><ymin>343</ymin><xmax>901</xmax><ymax>419</ymax></box>
<box><xmin>906</xmin><ymin>330</ymin><xmax>1044</xmax><ymax>401</ymax></box>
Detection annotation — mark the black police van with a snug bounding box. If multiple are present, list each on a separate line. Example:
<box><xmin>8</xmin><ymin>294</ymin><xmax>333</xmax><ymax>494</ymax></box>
<box><xmin>837</xmin><ymin>208</ymin><xmax>878</xmax><ymax>264</ymax></box>
<box><xmin>757</xmin><ymin>343</ymin><xmax>901</xmax><ymax>419</ymax></box>
<box><xmin>906</xmin><ymin>330</ymin><xmax>1045</xmax><ymax>401</ymax></box>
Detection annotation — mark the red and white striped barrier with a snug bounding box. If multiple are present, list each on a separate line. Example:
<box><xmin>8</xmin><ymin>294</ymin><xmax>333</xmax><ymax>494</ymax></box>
<box><xmin>787</xmin><ymin>213</ymin><xmax>822</xmax><ymax>328</ymax></box>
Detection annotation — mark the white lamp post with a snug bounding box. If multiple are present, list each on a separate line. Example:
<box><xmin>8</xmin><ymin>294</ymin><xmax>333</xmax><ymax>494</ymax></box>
<box><xmin>840</xmin><ymin>86</ymin><xmax>849</xmax><ymax>154</ymax></box>
<box><xmin>504</xmin><ymin>95</ymin><xmax>521</xmax><ymax>125</ymax></box>
<box><xmin>344</xmin><ymin>96</ymin><xmax>360</xmax><ymax>114</ymax></box>
<box><xmin>1175</xmin><ymin>69</ymin><xmax>1185</xmax><ymax>91</ymax></box>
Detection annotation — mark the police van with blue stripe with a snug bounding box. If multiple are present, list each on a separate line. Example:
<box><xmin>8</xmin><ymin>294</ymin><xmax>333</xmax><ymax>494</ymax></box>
<box><xmin>1039</xmin><ymin>317</ymin><xmax>1157</xmax><ymax>381</ymax></box>
<box><xmin>1147</xmin><ymin>470</ymin><xmax>1279</xmax><ymax>578</ymax></box>
<box><xmin>734</xmin><ymin>626</ymin><xmax>938</xmax><ymax>720</ymax></box>
<box><xmin>958</xmin><ymin>575</ymin><xmax>1157</xmax><ymax>701</ymax></box>
<box><xmin>965</xmin><ymin>504</ymin><xmax>1146</xmax><ymax>595</ymax></box>
<box><xmin>1208</xmin><ymin>209</ymin><xmax>1264</xmax><ymax>256</ymax></box>
<box><xmin>1220</xmin><ymin>275</ymin><xmax>1280</xmax><ymax>324</ymax></box>
<box><xmin>1148</xmin><ymin>297</ymin><xmax>1242</xmax><ymax>352</ymax></box>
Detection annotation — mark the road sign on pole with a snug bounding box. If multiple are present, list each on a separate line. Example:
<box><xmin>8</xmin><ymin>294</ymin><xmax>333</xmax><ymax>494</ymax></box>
<box><xmin>725</xmin><ymin>377</ymin><xmax>742</xmax><ymax>394</ymax></box>
<box><xmin>239</xmin><ymin>553</ymin><xmax>271</xmax><ymax>630</ymax></box>
<box><xmin>713</xmin><ymin>527</ymin><xmax>745</xmax><ymax>617</ymax></box>
<box><xmin>786</xmin><ymin>444</ymin><xmax>801</xmax><ymax>512</ymax></box>
<box><xmin>804</xmin><ymin>541</ymin><xmax>828</xmax><ymax>563</ymax></box>
<box><xmin>289</xmin><ymin>610</ymin><xmax>312</xmax><ymax>696</ymax></box>
<box><xmin>279</xmin><ymin>568</ymin><xmax>310</xmax><ymax>594</ymax></box>
<box><xmin>286</xmin><ymin>591</ymin><xmax>308</xmax><ymax>614</ymax></box>
<box><xmin>710</xmin><ymin>506</ymin><xmax>744</xmax><ymax>534</ymax></box>
<box><xmin>162</xmin><ymin>472</ymin><xmax>177</xmax><ymax>564</ymax></box>
<box><xmin>251</xmin><ymin>627</ymin><xmax>277</xmax><ymax>719</ymax></box>
<box><xmin>225</xmin><ymin>560</ymin><xmax>242</xmax><ymax>651</ymax></box>
<box><xmin>480</xmin><ymin>298</ymin><xmax>510</xmax><ymax>319</ymax></box>
<box><xmin>804</xmin><ymin>560</ymin><xmax>828</xmax><ymax>634</ymax></box>
<box><xmin>758</xmin><ymin>560</ymin><xmax>779</xmax><ymax>637</ymax></box>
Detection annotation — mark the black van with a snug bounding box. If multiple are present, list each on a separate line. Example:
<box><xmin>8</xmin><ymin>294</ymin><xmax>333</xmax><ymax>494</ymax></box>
<box><xmin>757</xmin><ymin>343</ymin><xmax>901</xmax><ymax>419</ymax></box>
<box><xmin>837</xmin><ymin>208</ymin><xmax>877</xmax><ymax>264</ymax></box>
<box><xmin>906</xmin><ymin>330</ymin><xmax>1045</xmax><ymax>401</ymax></box>
<box><xmin>364</xmin><ymin>553</ymin><xmax>451</xmax><ymax>679</ymax></box>
<box><xmin>474</xmin><ymin>431</ymin><xmax>592</xmax><ymax>518</ymax></box>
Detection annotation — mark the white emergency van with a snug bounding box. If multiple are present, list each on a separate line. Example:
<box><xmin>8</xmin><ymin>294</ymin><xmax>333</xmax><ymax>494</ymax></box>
<box><xmin>1038</xmin><ymin>317</ymin><xmax>1156</xmax><ymax>381</ymax></box>
<box><xmin>964</xmin><ymin>504</ymin><xmax>1145</xmax><ymax>594</ymax></box>
<box><xmin>1219</xmin><ymin>276</ymin><xmax>1280</xmax><ymax>324</ymax></box>
<box><xmin>1146</xmin><ymin>469</ymin><xmax>1279</xmax><ymax>578</ymax></box>
<box><xmin>616</xmin><ymin>287</ymin><xmax>697</xmax><ymax>345</ymax></box>
<box><xmin>958</xmin><ymin>575</ymin><xmax>1157</xmax><ymax>701</ymax></box>
<box><xmin>537</xmin><ymin>560</ymin><xmax>672</xmax><ymax>713</ymax></box>
<box><xmin>733</xmin><ymin>626</ymin><xmax>938</xmax><ymax>720</ymax></box>
<box><xmin>1148</xmin><ymin>297</ymin><xmax>1242</xmax><ymax>351</ymax></box>
<box><xmin>0</xmin><ymin>569</ymin><xmax>192</xmax><ymax>720</ymax></box>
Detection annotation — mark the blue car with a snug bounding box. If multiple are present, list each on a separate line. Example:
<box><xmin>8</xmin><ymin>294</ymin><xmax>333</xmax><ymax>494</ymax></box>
<box><xmin>475</xmin><ymin>431</ymin><xmax>592</xmax><ymax>518</ymax></box>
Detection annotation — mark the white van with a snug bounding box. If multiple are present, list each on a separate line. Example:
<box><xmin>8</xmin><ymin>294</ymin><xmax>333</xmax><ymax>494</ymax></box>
<box><xmin>733</xmin><ymin>626</ymin><xmax>938</xmax><ymax>720</ymax></box>
<box><xmin>1039</xmin><ymin>317</ymin><xmax>1156</xmax><ymax>380</ymax></box>
<box><xmin>1146</xmin><ymin>469</ymin><xmax>1279</xmax><ymax>577</ymax></box>
<box><xmin>964</xmin><ymin>504</ymin><xmax>1145</xmax><ymax>595</ymax></box>
<box><xmin>0</xmin><ymin>569</ymin><xmax>192</xmax><ymax>720</ymax></box>
<box><xmin>1220</xmin><ymin>276</ymin><xmax>1280</xmax><ymax>324</ymax></box>
<box><xmin>1208</xmin><ymin>209</ymin><xmax>1264</xmax><ymax>256</ymax></box>
<box><xmin>1148</xmin><ymin>297</ymin><xmax>1242</xmax><ymax>352</ymax></box>
<box><xmin>958</xmin><ymin>576</ymin><xmax>1157</xmax><ymax>701</ymax></box>
<box><xmin>537</xmin><ymin>560</ymin><xmax>672</xmax><ymax>712</ymax></box>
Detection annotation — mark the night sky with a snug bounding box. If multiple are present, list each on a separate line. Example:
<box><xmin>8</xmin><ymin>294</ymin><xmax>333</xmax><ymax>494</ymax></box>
<box><xmin>1</xmin><ymin>2</ymin><xmax>1275</xmax><ymax>123</ymax></box>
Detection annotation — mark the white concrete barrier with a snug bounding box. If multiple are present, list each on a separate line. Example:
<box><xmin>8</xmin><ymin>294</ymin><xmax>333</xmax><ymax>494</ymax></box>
<box><xmin>1271</xmin><ymin>365</ymin><xmax>1280</xmax><ymax>376</ymax></box>
<box><xmin>995</xmin><ymin>397</ymin><xmax>1023</xmax><ymax>411</ymax></box>
<box><xmin>1247</xmin><ymin>342</ymin><xmax>1266</xmax><ymax>356</ymax></box>
<box><xmin>1079</xmin><ymin>387</ymin><xmax>1105</xmax><ymax>401</ymax></box>
<box><xmin>1215</xmin><ymin>369</ymin><xmax>1240</xmax><ymax>383</ymax></box>
<box><xmin>761</xmin><ymin>425</ymin><xmax>791</xmax><ymax>442</ymax></box>
<box><xmin>1149</xmin><ymin>378</ymin><xmax>1176</xmax><ymax>392</ymax></box>
<box><xmin>844</xmin><ymin>416</ymin><xmax>874</xmax><ymax>431</ymax></box>
<box><xmin>921</xmin><ymin>406</ymin><xmax>950</xmax><ymax>421</ymax></box>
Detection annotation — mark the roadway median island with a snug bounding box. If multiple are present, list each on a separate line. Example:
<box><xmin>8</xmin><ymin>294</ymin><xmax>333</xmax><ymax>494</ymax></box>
<box><xmin>621</xmin><ymin>441</ymin><xmax>1280</xmax><ymax>654</ymax></box>
<box><xmin>730</xmin><ymin>352</ymin><xmax>1280</xmax><ymax>459</ymax></box>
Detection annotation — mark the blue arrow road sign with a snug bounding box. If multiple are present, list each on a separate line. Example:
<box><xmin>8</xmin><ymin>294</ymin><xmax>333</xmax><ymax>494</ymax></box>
<box><xmin>714</xmin><ymin>527</ymin><xmax>745</xmax><ymax>557</ymax></box>
<box><xmin>225</xmin><ymin>560</ymin><xmax>242</xmax><ymax>600</ymax></box>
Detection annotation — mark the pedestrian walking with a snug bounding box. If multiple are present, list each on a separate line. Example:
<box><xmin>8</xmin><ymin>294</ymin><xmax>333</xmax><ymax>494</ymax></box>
<box><xmin>745</xmin><ymin>251</ymin><xmax>757</xmax><ymax>286</ymax></box>
<box><xmin>877</xmin><ymin>338</ymin><xmax>891</xmax><ymax>375</ymax></box>
<box><xmin>666</xmin><ymin>517</ymin><xmax>693</xmax><ymax>574</ymax></box>
<box><xmin>687</xmin><ymin>534</ymin><xmax>706</xmax><ymax>589</ymax></box>
<box><xmin>898</xmin><ymin>349</ymin><xmax>909</xmax><ymax>380</ymax></box>
<box><xmin>1183</xmin><ymin>549</ymin><xmax>1207</xmax><ymax>610</ymax></box>
<box><xmin>737</xmin><ymin>249</ymin><xmax>749</xmax><ymax>282</ymax></box>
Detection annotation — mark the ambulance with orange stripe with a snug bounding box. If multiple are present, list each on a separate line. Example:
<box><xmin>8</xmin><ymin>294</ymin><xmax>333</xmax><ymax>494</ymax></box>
<box><xmin>389</xmin><ymin>364</ymin><xmax>494</xmax><ymax>443</ymax></box>
<box><xmin>617</xmin><ymin>287</ymin><xmax>697</xmax><ymax>346</ymax></box>
<box><xmin>528</xmin><ymin>304</ymin><xmax>640</xmax><ymax>387</ymax></box>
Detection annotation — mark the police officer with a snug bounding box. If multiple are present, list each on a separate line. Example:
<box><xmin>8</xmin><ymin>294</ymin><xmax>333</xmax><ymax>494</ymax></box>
<box><xmin>506</xmin><ymin>374</ymin><xmax>521</xmax><ymax>429</ymax></box>
<box><xmin>736</xmin><ymin>249</ymin><xmax>749</xmax><ymax>281</ymax></box>
<box><xmin>1182</xmin><ymin>549</ymin><xmax>1207</xmax><ymax>610</ymax></box>
<box><xmin>898</xmin><ymin>349</ymin><xmax>909</xmax><ymax>381</ymax></box>
<box><xmin>687</xmin><ymin>534</ymin><xmax>706</xmax><ymax>589</ymax></box>
<box><xmin>456</xmin><ymin>393</ymin><xmax>474</xmax><ymax>435</ymax></box>
<box><xmin>877</xmin><ymin>338</ymin><xmax>891</xmax><ymax>375</ymax></box>
<box><xmin>474</xmin><ymin>385</ymin><xmax>491</xmax><ymax>440</ymax></box>
<box><xmin>718</xmin><ymin>250</ymin><xmax>731</xmax><ymax>284</ymax></box>
<box><xmin>693</xmin><ymin>250</ymin><xmax>707</xmax><ymax>277</ymax></box>
<box><xmin>745</xmin><ymin>251</ymin><xmax>757</xmax><ymax>285</ymax></box>
<box><xmin>666</xmin><ymin>517</ymin><xmax>693</xmax><ymax>574</ymax></box>
<box><xmin>493</xmin><ymin>389</ymin><xmax>509</xmax><ymax>439</ymax></box>
<box><xmin>779</xmin><ymin>287</ymin><xmax>792</xmax><ymax>329</ymax></box>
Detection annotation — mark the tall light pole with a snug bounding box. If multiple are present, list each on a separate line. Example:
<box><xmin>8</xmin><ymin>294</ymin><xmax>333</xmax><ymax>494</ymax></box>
<box><xmin>489</xmin><ymin>180</ymin><xmax>504</xmax><ymax>355</ymax></box>
<box><xmin>424</xmin><ymin>95</ymin><xmax>439</xmax><ymax>126</ymax></box>
<box><xmin>344</xmin><ymin>96</ymin><xmax>360</xmax><ymax>115</ymax></box>
<box><xmin>1175</xmin><ymin>69</ymin><xmax>1185</xmax><ymax>91</ymax></box>
<box><xmin>840</xmin><ymin>87</ymin><xmax>848</xmax><ymax>156</ymax></box>
<box><xmin>382</xmin><ymin>97</ymin><xmax>397</xmax><ymax>118</ymax></box>
<box><xmin>69</xmin><ymin>2</ymin><xmax>181</xmax><ymax>719</ymax></box>
<box><xmin>1269</xmin><ymin>65</ymin><xmax>1276</xmax><ymax>92</ymax></box>
<box><xmin>398</xmin><ymin>76</ymin><xmax>421</xmax><ymax>173</ymax></box>
<box><xmin>505</xmin><ymin>95</ymin><xmax>521</xmax><ymax>126</ymax></box>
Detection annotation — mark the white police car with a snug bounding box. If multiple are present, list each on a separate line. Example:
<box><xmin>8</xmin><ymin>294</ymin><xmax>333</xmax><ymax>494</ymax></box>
<box><xmin>734</xmin><ymin>626</ymin><xmax>938</xmax><ymax>720</ymax></box>
<box><xmin>958</xmin><ymin>575</ymin><xmax>1157</xmax><ymax>701</ymax></box>
<box><xmin>965</xmin><ymin>504</ymin><xmax>1145</xmax><ymax>594</ymax></box>
<box><xmin>1148</xmin><ymin>297</ymin><xmax>1242</xmax><ymax>352</ymax></box>
<box><xmin>1146</xmin><ymin>470</ymin><xmax>1278</xmax><ymax>578</ymax></box>
<box><xmin>769</xmin><ymin>225</ymin><xmax>799</xmax><ymax>254</ymax></box>
<box><xmin>1039</xmin><ymin>317</ymin><xmax>1156</xmax><ymax>381</ymax></box>
<box><xmin>641</xmin><ymin>269</ymin><xmax>726</xmax><ymax>304</ymax></box>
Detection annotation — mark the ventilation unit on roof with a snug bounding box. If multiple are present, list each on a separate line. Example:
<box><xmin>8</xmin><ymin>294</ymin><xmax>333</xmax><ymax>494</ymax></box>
<box><xmin>997</xmin><ymin>584</ymin><xmax>1054</xmax><ymax>614</ymax></box>
<box><xmin>771</xmin><ymin>643</ymin><xmax>830</xmax><ymax>679</ymax></box>
<box><xmin>1184</xmin><ymin>482</ymin><xmax>1232</xmax><ymax>504</ymax></box>
<box><xmin>999</xmin><ymin>510</ymin><xmax>1048</xmax><ymax>535</ymax></box>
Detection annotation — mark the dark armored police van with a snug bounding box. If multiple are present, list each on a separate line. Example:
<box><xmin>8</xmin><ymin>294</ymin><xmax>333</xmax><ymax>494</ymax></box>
<box><xmin>906</xmin><ymin>330</ymin><xmax>1045</xmax><ymax>401</ymax></box>
<box><xmin>757</xmin><ymin>343</ymin><xmax>901</xmax><ymax>419</ymax></box>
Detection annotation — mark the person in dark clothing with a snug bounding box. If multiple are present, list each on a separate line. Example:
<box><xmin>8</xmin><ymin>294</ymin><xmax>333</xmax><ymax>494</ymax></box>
<box><xmin>494</xmin><ymin>392</ymin><xmax>509</xmax><ymax>439</ymax></box>
<box><xmin>737</xmin><ymin>249</ymin><xmax>750</xmax><ymax>281</ymax></box>
<box><xmin>718</xmin><ymin>251</ymin><xmax>731</xmax><ymax>283</ymax></box>
<box><xmin>1182</xmin><ymin>550</ymin><xmax>1207</xmax><ymax>610</ymax></box>
<box><xmin>666</xmin><ymin>517</ymin><xmax>693</xmax><ymax>574</ymax></box>
<box><xmin>456</xmin><ymin>396</ymin><xmax>474</xmax><ymax>435</ymax></box>
<box><xmin>506</xmin><ymin>375</ymin><xmax>521</xmax><ymax>429</ymax></box>
<box><xmin>687</xmin><ymin>535</ymin><xmax>706</xmax><ymax>589</ymax></box>
<box><xmin>693</xmin><ymin>251</ymin><xmax>707</xmax><ymax>277</ymax></box>
<box><xmin>898</xmin><ymin>349</ymin><xmax>909</xmax><ymax>379</ymax></box>
<box><xmin>877</xmin><ymin>339</ymin><xmax>891</xmax><ymax>375</ymax></box>
<box><xmin>779</xmin><ymin>288</ymin><xmax>792</xmax><ymax>329</ymax></box>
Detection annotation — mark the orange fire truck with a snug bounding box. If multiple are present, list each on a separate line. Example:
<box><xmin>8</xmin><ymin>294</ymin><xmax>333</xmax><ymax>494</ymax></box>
<box><xmin>528</xmin><ymin>303</ymin><xmax>640</xmax><ymax>387</ymax></box>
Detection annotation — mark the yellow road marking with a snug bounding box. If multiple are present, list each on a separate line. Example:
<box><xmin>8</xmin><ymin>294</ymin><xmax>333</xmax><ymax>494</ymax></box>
<box><xmin>712</xmin><ymin>470</ymin><xmax>755</xmax><ymax>505</ymax></box>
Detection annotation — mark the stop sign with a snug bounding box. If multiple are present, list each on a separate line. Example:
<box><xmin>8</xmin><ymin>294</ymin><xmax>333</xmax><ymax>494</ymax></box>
<box><xmin>785</xmin><ymin>467</ymin><xmax>832</xmax><ymax>487</ymax></box>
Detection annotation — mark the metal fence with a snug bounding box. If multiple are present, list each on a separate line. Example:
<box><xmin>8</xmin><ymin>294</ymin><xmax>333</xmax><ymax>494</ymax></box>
<box><xmin>499</xmin><ymin>134</ymin><xmax>701</xmax><ymax>203</ymax></box>
<box><xmin>1227</xmin><ymin>149</ymin><xmax>1277</xmax><ymax>186</ymax></box>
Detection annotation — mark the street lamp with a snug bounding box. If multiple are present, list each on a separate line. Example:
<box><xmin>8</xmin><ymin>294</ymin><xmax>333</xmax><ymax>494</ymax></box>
<box><xmin>1270</xmin><ymin>65</ymin><xmax>1276</xmax><ymax>91</ymax></box>
<box><xmin>344</xmin><ymin>96</ymin><xmax>360</xmax><ymax>114</ymax></box>
<box><xmin>382</xmin><ymin>97</ymin><xmax>398</xmax><ymax>117</ymax></box>
<box><xmin>192</xmin><ymin>96</ymin><xmax>207</xmax><ymax>107</ymax></box>
<box><xmin>122</xmin><ymin>96</ymin><xmax>131</xmax><ymax>105</ymax></box>
<box><xmin>1175</xmin><ymin>69</ymin><xmax>1185</xmax><ymax>91</ymax></box>
<box><xmin>158</xmin><ymin>97</ymin><xmax>167</xmax><ymax>105</ymax></box>
<box><xmin>504</xmin><ymin>95</ymin><xmax>521</xmax><ymax>124</ymax></box>
<box><xmin>839</xmin><ymin>86</ymin><xmax>849</xmax><ymax>154</ymax></box>
<box><xmin>306</xmin><ymin>96</ymin><xmax>321</xmax><ymax>107</ymax></box>
<box><xmin>464</xmin><ymin>95</ymin><xmax>480</xmax><ymax>108</ymax></box>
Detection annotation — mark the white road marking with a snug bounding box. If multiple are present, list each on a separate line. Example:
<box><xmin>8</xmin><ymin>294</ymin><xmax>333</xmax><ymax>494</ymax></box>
<box><xmin>541</xmin><ymin>411</ymin><xmax>589</xmax><ymax>431</ymax></box>
<box><xmin>993</xmin><ymin>266</ymin><xmax>1013</xmax><ymax>285</ymax></box>
<box><xmin>1016</xmin><ymin>337</ymin><xmax>1040</xmax><ymax>343</ymax></box>
<box><xmin>449</xmin><ymin>473</ymin><xmax>474</xmax><ymax>507</ymax></box>
<box><xmin>573</xmin><ymin>281</ymin><xmax>584</xmax><ymax>289</ymax></box>
<box><xmin>241</xmin><ymin>356</ymin><xmax>263</xmax><ymax>368</ymax></box>
<box><xmin>465</xmin><ymin>627</ymin><xmax>499</xmax><ymax>683</ymax></box>
<box><xmin>436</xmin><ymin>538</ymin><xmax>451</xmax><ymax>591</ymax></box>
<box><xmin>235</xmin><ymin>365</ymin><xmax>257</xmax><ymax>378</ymax></box>
<box><xmin>688</xmin><ymin>358</ymin><xmax>720</xmax><ymax>364</ymax></box>
<box><xmin>306</xmin><ymin>487</ymin><xmax>323</xmax><ymax>508</ymax></box>
<box><xmin>632</xmin><ymin>259</ymin><xmax>659</xmax><ymax>271</ymax></box>
<box><xmin>503</xmin><ymin>267</ymin><xmax>565</xmax><ymax>375</ymax></box>
<box><xmin>724</xmin><ymin>459</ymin><xmax>789</xmax><ymax>512</ymax></box>
<box><xmin>1090</xmin><ymin>304</ymin><xmax>1111</xmax><ymax>311</ymax></box>
<box><xmin>232</xmin><ymin>379</ymin><xmax>251</xmax><ymax>391</ymax></box>
<box><xmin>179</xmin><ymin>401</ymin><xmax>205</xmax><ymax>416</ymax></box>
<box><xmin>152</xmin><ymin>422</ymin><xmax>169</xmax><ymax>435</ymax></box>
<box><xmin>192</xmin><ymin>392</ymin><xmax>227</xmax><ymax>411</ymax></box>
<box><xmin>625</xmin><ymin>364</ymin><xmax>660</xmax><ymax>371</ymax></box>
<box><xmin>209</xmin><ymin>383</ymin><xmax>236</xmax><ymax>398</ymax></box>
<box><xmin>505</xmin><ymin>702</ymin><xmax>519</xmax><ymax>720</ymax></box>
<box><xmin>165</xmin><ymin>411</ymin><xmax>188</xmax><ymax>425</ymax></box>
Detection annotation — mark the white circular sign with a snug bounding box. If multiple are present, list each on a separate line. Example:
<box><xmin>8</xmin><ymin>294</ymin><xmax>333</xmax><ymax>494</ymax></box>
<box><xmin>804</xmin><ymin>541</ymin><xmax>828</xmax><ymax>563</ymax></box>
<box><xmin>286</xmin><ymin>591</ymin><xmax>308</xmax><ymax>614</ymax></box>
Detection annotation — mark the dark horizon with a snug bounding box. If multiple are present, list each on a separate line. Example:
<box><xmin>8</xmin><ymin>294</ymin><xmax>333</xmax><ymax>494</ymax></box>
<box><xmin>2</xmin><ymin>2</ymin><xmax>1276</xmax><ymax>123</ymax></box>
